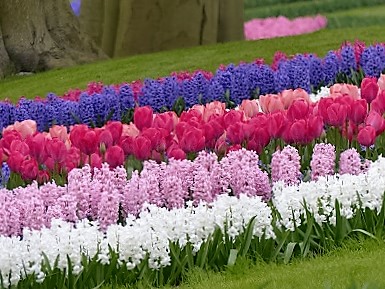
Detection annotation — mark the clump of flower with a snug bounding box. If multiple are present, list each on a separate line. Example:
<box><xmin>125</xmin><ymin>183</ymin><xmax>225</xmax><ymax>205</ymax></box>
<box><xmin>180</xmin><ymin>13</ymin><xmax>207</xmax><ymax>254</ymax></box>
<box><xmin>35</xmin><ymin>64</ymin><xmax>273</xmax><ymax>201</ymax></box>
<box><xmin>271</xmin><ymin>145</ymin><xmax>301</xmax><ymax>186</ymax></box>
<box><xmin>310</xmin><ymin>143</ymin><xmax>336</xmax><ymax>180</ymax></box>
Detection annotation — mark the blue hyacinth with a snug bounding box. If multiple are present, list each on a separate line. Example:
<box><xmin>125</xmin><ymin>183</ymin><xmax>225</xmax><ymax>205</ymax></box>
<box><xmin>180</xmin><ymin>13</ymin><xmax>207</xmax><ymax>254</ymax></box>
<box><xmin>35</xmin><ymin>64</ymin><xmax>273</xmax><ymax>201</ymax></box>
<box><xmin>139</xmin><ymin>79</ymin><xmax>166</xmax><ymax>111</ymax></box>
<box><xmin>360</xmin><ymin>45</ymin><xmax>385</xmax><ymax>77</ymax></box>
<box><xmin>192</xmin><ymin>72</ymin><xmax>210</xmax><ymax>104</ymax></box>
<box><xmin>254</xmin><ymin>64</ymin><xmax>275</xmax><ymax>95</ymax></box>
<box><xmin>79</xmin><ymin>94</ymin><xmax>95</xmax><ymax>126</ymax></box>
<box><xmin>323</xmin><ymin>51</ymin><xmax>340</xmax><ymax>85</ymax></box>
<box><xmin>340</xmin><ymin>45</ymin><xmax>357</xmax><ymax>76</ymax></box>
<box><xmin>308</xmin><ymin>54</ymin><xmax>325</xmax><ymax>89</ymax></box>
<box><xmin>162</xmin><ymin>77</ymin><xmax>180</xmax><ymax>109</ymax></box>
<box><xmin>289</xmin><ymin>55</ymin><xmax>311</xmax><ymax>93</ymax></box>
<box><xmin>118</xmin><ymin>84</ymin><xmax>135</xmax><ymax>115</ymax></box>
<box><xmin>207</xmin><ymin>78</ymin><xmax>226</xmax><ymax>103</ymax></box>
<box><xmin>274</xmin><ymin>61</ymin><xmax>292</xmax><ymax>92</ymax></box>
<box><xmin>102</xmin><ymin>86</ymin><xmax>121</xmax><ymax>121</ymax></box>
<box><xmin>1</xmin><ymin>162</ymin><xmax>10</xmax><ymax>189</ymax></box>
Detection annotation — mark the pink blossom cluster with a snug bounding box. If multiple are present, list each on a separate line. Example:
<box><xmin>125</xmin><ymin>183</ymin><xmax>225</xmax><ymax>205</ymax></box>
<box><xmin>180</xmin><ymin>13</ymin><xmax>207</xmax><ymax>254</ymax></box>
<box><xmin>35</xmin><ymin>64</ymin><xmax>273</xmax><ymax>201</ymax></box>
<box><xmin>244</xmin><ymin>15</ymin><xmax>328</xmax><ymax>41</ymax></box>
<box><xmin>0</xmin><ymin>149</ymin><xmax>270</xmax><ymax>237</ymax></box>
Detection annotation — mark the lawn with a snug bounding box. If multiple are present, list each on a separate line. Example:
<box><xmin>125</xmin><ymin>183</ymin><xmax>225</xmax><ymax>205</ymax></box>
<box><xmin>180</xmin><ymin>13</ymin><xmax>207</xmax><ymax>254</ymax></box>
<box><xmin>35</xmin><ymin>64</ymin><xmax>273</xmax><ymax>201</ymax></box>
<box><xmin>1</xmin><ymin>26</ymin><xmax>385</xmax><ymax>101</ymax></box>
<box><xmin>101</xmin><ymin>239</ymin><xmax>385</xmax><ymax>289</ymax></box>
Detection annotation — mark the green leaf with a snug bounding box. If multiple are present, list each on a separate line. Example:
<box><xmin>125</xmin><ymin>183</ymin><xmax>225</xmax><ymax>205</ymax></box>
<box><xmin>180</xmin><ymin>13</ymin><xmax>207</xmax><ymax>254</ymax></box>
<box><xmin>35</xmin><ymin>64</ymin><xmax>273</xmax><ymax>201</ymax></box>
<box><xmin>351</xmin><ymin>229</ymin><xmax>378</xmax><ymax>241</ymax></box>
<box><xmin>375</xmin><ymin>196</ymin><xmax>385</xmax><ymax>237</ymax></box>
<box><xmin>284</xmin><ymin>242</ymin><xmax>297</xmax><ymax>264</ymax></box>
<box><xmin>227</xmin><ymin>249</ymin><xmax>238</xmax><ymax>267</ymax></box>
<box><xmin>239</xmin><ymin>216</ymin><xmax>257</xmax><ymax>258</ymax></box>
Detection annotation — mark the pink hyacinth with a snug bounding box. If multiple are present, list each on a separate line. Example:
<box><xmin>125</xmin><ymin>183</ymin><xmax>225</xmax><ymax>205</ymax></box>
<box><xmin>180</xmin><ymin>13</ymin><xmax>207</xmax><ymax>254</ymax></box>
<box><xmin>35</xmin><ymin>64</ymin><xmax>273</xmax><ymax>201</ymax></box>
<box><xmin>98</xmin><ymin>189</ymin><xmax>120</xmax><ymax>231</ymax></box>
<box><xmin>310</xmin><ymin>143</ymin><xmax>336</xmax><ymax>181</ymax></box>
<box><xmin>271</xmin><ymin>145</ymin><xmax>301</xmax><ymax>186</ymax></box>
<box><xmin>339</xmin><ymin>148</ymin><xmax>363</xmax><ymax>175</ymax></box>
<box><xmin>139</xmin><ymin>160</ymin><xmax>165</xmax><ymax>207</ymax></box>
<box><xmin>220</xmin><ymin>149</ymin><xmax>271</xmax><ymax>200</ymax></box>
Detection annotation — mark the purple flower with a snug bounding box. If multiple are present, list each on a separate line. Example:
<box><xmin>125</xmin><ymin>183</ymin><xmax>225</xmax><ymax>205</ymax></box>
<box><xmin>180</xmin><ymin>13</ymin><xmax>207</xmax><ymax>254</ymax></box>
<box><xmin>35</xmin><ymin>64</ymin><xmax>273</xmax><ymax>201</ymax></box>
<box><xmin>271</xmin><ymin>145</ymin><xmax>301</xmax><ymax>186</ymax></box>
<box><xmin>70</xmin><ymin>0</ymin><xmax>81</xmax><ymax>16</ymax></box>
<box><xmin>310</xmin><ymin>143</ymin><xmax>336</xmax><ymax>181</ymax></box>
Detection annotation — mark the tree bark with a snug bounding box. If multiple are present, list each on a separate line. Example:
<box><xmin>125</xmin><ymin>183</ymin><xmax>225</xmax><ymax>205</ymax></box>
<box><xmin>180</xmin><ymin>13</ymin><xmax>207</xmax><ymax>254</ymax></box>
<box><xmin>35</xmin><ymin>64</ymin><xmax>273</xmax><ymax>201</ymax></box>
<box><xmin>0</xmin><ymin>0</ymin><xmax>106</xmax><ymax>77</ymax></box>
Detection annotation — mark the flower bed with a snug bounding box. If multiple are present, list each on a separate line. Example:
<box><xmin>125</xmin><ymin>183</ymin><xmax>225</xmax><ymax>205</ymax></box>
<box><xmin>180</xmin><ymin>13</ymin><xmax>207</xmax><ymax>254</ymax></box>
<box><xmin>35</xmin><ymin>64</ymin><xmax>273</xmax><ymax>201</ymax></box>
<box><xmin>2</xmin><ymin>40</ymin><xmax>385</xmax><ymax>289</ymax></box>
<box><xmin>244</xmin><ymin>15</ymin><xmax>328</xmax><ymax>41</ymax></box>
<box><xmin>0</xmin><ymin>41</ymin><xmax>383</xmax><ymax>132</ymax></box>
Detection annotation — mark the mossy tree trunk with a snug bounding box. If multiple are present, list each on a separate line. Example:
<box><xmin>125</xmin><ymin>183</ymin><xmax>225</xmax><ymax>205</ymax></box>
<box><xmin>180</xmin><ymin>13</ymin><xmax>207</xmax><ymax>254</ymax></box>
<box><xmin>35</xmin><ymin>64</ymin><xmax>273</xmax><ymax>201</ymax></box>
<box><xmin>0</xmin><ymin>0</ymin><xmax>106</xmax><ymax>78</ymax></box>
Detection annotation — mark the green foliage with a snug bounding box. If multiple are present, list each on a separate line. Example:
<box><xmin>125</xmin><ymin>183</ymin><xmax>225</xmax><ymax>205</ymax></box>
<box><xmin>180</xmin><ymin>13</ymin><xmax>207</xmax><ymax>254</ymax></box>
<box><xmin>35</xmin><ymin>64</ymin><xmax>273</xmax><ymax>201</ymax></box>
<box><xmin>244</xmin><ymin>0</ymin><xmax>385</xmax><ymax>20</ymax></box>
<box><xmin>244</xmin><ymin>0</ymin><xmax>305</xmax><ymax>9</ymax></box>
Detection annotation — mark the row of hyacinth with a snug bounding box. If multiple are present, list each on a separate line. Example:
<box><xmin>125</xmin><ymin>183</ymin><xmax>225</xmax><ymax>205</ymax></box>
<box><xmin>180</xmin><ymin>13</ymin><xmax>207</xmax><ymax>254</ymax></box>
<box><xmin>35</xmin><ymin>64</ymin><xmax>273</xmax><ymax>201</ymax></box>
<box><xmin>1</xmin><ymin>41</ymin><xmax>385</xmax><ymax>132</ymax></box>
<box><xmin>0</xmin><ymin>146</ymin><xmax>369</xmax><ymax>237</ymax></box>
<box><xmin>2</xmin><ymin>153</ymin><xmax>385</xmax><ymax>287</ymax></box>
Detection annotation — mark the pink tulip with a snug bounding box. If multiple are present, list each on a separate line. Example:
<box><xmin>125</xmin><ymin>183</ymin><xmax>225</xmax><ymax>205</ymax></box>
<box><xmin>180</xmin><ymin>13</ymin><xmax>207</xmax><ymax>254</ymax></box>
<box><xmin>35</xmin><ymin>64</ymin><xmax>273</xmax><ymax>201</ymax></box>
<box><xmin>20</xmin><ymin>158</ymin><xmax>39</xmax><ymax>181</ymax></box>
<box><xmin>4</xmin><ymin>120</ymin><xmax>37</xmax><ymax>139</ymax></box>
<box><xmin>105</xmin><ymin>145</ymin><xmax>125</xmax><ymax>167</ymax></box>
<box><xmin>134</xmin><ymin>106</ymin><xmax>153</xmax><ymax>131</ymax></box>
<box><xmin>259</xmin><ymin>94</ymin><xmax>285</xmax><ymax>113</ymax></box>
<box><xmin>357</xmin><ymin>125</ymin><xmax>376</xmax><ymax>147</ymax></box>
<box><xmin>133</xmin><ymin>135</ymin><xmax>152</xmax><ymax>160</ymax></box>
<box><xmin>361</xmin><ymin>77</ymin><xmax>379</xmax><ymax>103</ymax></box>
<box><xmin>281</xmin><ymin>89</ymin><xmax>310</xmax><ymax>109</ymax></box>
<box><xmin>330</xmin><ymin>83</ymin><xmax>360</xmax><ymax>99</ymax></box>
<box><xmin>122</xmin><ymin>123</ymin><xmax>140</xmax><ymax>137</ymax></box>
<box><xmin>48</xmin><ymin>125</ymin><xmax>68</xmax><ymax>143</ymax></box>
<box><xmin>45</xmin><ymin>138</ymin><xmax>68</xmax><ymax>164</ymax></box>
<box><xmin>179</xmin><ymin>127</ymin><xmax>205</xmax><ymax>153</ymax></box>
<box><xmin>377</xmin><ymin>74</ymin><xmax>385</xmax><ymax>90</ymax></box>
<box><xmin>239</xmin><ymin>99</ymin><xmax>259</xmax><ymax>119</ymax></box>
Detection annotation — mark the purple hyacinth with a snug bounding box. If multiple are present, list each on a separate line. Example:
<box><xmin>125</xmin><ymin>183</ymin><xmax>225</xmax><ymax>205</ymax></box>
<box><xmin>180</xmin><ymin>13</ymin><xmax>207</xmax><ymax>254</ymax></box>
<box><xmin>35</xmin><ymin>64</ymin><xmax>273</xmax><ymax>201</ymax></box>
<box><xmin>339</xmin><ymin>148</ymin><xmax>362</xmax><ymax>175</ymax></box>
<box><xmin>310</xmin><ymin>143</ymin><xmax>336</xmax><ymax>181</ymax></box>
<box><xmin>271</xmin><ymin>145</ymin><xmax>301</xmax><ymax>186</ymax></box>
<box><xmin>220</xmin><ymin>149</ymin><xmax>271</xmax><ymax>200</ymax></box>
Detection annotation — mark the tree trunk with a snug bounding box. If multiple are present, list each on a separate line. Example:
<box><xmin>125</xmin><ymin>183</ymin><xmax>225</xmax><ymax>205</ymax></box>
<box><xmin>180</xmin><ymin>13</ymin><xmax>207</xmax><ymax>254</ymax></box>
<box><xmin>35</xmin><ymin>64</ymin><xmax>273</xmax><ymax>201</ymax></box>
<box><xmin>217</xmin><ymin>0</ymin><xmax>244</xmax><ymax>42</ymax></box>
<box><xmin>0</xmin><ymin>0</ymin><xmax>106</xmax><ymax>77</ymax></box>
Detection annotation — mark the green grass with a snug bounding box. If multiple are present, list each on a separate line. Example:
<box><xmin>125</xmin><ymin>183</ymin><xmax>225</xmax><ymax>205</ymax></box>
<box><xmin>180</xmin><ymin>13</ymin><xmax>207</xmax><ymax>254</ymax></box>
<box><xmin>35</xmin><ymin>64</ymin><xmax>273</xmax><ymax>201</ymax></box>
<box><xmin>100</xmin><ymin>239</ymin><xmax>385</xmax><ymax>289</ymax></box>
<box><xmin>1</xmin><ymin>26</ymin><xmax>385</xmax><ymax>101</ymax></box>
<box><xmin>326</xmin><ymin>5</ymin><xmax>385</xmax><ymax>29</ymax></box>
<box><xmin>243</xmin><ymin>0</ymin><xmax>384</xmax><ymax>20</ymax></box>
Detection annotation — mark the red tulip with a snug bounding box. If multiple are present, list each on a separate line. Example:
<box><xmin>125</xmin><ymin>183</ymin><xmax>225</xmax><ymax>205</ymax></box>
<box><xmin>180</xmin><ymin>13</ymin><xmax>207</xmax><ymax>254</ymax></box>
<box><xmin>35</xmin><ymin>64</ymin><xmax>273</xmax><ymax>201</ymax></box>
<box><xmin>153</xmin><ymin>111</ymin><xmax>177</xmax><ymax>133</ymax></box>
<box><xmin>179</xmin><ymin>127</ymin><xmax>205</xmax><ymax>153</ymax></box>
<box><xmin>267</xmin><ymin>111</ymin><xmax>286</xmax><ymax>139</ymax></box>
<box><xmin>349</xmin><ymin>99</ymin><xmax>367</xmax><ymax>124</ymax></box>
<box><xmin>98</xmin><ymin>129</ymin><xmax>114</xmax><ymax>149</ymax></box>
<box><xmin>141</xmin><ymin>128</ymin><xmax>166</xmax><ymax>152</ymax></box>
<box><xmin>307</xmin><ymin>115</ymin><xmax>324</xmax><ymax>140</ymax></box>
<box><xmin>90</xmin><ymin>153</ymin><xmax>102</xmax><ymax>169</ymax></box>
<box><xmin>361</xmin><ymin>77</ymin><xmax>379</xmax><ymax>103</ymax></box>
<box><xmin>9</xmin><ymin>139</ymin><xmax>30</xmax><ymax>156</ymax></box>
<box><xmin>325</xmin><ymin>103</ymin><xmax>349</xmax><ymax>127</ymax></box>
<box><xmin>79</xmin><ymin>130</ymin><xmax>98</xmax><ymax>155</ymax></box>
<box><xmin>357</xmin><ymin>125</ymin><xmax>376</xmax><ymax>147</ymax></box>
<box><xmin>282</xmin><ymin>119</ymin><xmax>309</xmax><ymax>144</ymax></box>
<box><xmin>69</xmin><ymin>124</ymin><xmax>89</xmax><ymax>149</ymax></box>
<box><xmin>0</xmin><ymin>130</ymin><xmax>22</xmax><ymax>157</ymax></box>
<box><xmin>46</xmin><ymin>138</ymin><xmax>68</xmax><ymax>164</ymax></box>
<box><xmin>167</xmin><ymin>147</ymin><xmax>186</xmax><ymax>160</ymax></box>
<box><xmin>7</xmin><ymin>151</ymin><xmax>26</xmax><ymax>173</ymax></box>
<box><xmin>105</xmin><ymin>145</ymin><xmax>125</xmax><ymax>167</ymax></box>
<box><xmin>26</xmin><ymin>134</ymin><xmax>48</xmax><ymax>164</ymax></box>
<box><xmin>226</xmin><ymin>122</ymin><xmax>245</xmax><ymax>145</ymax></box>
<box><xmin>105</xmin><ymin>121</ymin><xmax>123</xmax><ymax>144</ymax></box>
<box><xmin>133</xmin><ymin>136</ymin><xmax>152</xmax><ymax>160</ymax></box>
<box><xmin>287</xmin><ymin>99</ymin><xmax>310</xmax><ymax>121</ymax></box>
<box><xmin>133</xmin><ymin>106</ymin><xmax>153</xmax><ymax>131</ymax></box>
<box><xmin>247</xmin><ymin>127</ymin><xmax>270</xmax><ymax>154</ymax></box>
<box><xmin>20</xmin><ymin>158</ymin><xmax>39</xmax><ymax>181</ymax></box>
<box><xmin>223</xmin><ymin>110</ymin><xmax>243</xmax><ymax>128</ymax></box>
<box><xmin>120</xmin><ymin>136</ymin><xmax>135</xmax><ymax>156</ymax></box>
